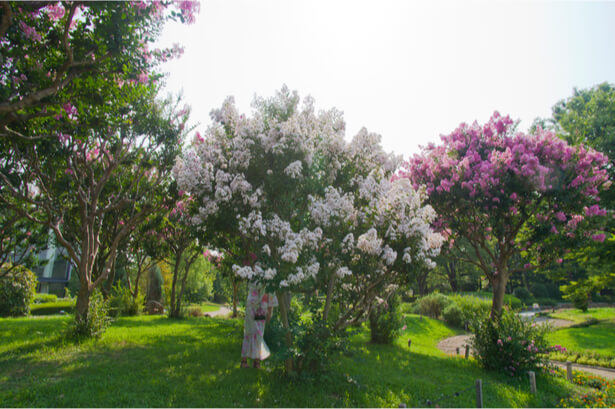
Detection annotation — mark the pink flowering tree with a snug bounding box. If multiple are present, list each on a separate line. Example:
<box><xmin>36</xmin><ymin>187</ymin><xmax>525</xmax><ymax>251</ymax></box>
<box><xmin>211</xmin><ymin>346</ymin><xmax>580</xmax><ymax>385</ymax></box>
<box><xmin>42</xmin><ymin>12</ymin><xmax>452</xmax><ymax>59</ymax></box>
<box><xmin>401</xmin><ymin>112</ymin><xmax>610</xmax><ymax>319</ymax></box>
<box><xmin>0</xmin><ymin>1</ymin><xmax>198</xmax><ymax>135</ymax></box>
<box><xmin>0</xmin><ymin>2</ymin><xmax>199</xmax><ymax>333</ymax></box>
<box><xmin>174</xmin><ymin>87</ymin><xmax>443</xmax><ymax>371</ymax></box>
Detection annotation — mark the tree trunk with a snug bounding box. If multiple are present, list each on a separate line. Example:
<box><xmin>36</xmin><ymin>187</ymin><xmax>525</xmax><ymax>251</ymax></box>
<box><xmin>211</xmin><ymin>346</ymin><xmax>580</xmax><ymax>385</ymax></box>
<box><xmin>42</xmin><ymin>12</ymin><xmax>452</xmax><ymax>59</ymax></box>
<box><xmin>75</xmin><ymin>284</ymin><xmax>91</xmax><ymax>323</ymax></box>
<box><xmin>232</xmin><ymin>280</ymin><xmax>238</xmax><ymax>318</ymax></box>
<box><xmin>323</xmin><ymin>274</ymin><xmax>336</xmax><ymax>321</ymax></box>
<box><xmin>276</xmin><ymin>290</ymin><xmax>293</xmax><ymax>373</ymax></box>
<box><xmin>446</xmin><ymin>260</ymin><xmax>458</xmax><ymax>292</ymax></box>
<box><xmin>169</xmin><ymin>255</ymin><xmax>181</xmax><ymax>318</ymax></box>
<box><xmin>490</xmin><ymin>270</ymin><xmax>510</xmax><ymax>320</ymax></box>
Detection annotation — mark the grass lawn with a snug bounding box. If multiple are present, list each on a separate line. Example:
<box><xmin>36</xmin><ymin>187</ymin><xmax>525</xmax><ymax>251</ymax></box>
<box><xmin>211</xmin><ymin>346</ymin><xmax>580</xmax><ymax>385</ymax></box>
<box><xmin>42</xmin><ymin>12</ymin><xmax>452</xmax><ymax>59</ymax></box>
<box><xmin>547</xmin><ymin>322</ymin><xmax>615</xmax><ymax>358</ymax></box>
<box><xmin>0</xmin><ymin>313</ymin><xmax>581</xmax><ymax>407</ymax></box>
<box><xmin>549</xmin><ymin>308</ymin><xmax>615</xmax><ymax>324</ymax></box>
<box><xmin>545</xmin><ymin>308</ymin><xmax>615</xmax><ymax>362</ymax></box>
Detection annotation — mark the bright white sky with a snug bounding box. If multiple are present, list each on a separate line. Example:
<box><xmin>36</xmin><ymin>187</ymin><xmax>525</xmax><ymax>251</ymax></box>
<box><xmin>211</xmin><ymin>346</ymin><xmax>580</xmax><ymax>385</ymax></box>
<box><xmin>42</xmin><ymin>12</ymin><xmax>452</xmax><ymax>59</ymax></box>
<box><xmin>158</xmin><ymin>0</ymin><xmax>615</xmax><ymax>158</ymax></box>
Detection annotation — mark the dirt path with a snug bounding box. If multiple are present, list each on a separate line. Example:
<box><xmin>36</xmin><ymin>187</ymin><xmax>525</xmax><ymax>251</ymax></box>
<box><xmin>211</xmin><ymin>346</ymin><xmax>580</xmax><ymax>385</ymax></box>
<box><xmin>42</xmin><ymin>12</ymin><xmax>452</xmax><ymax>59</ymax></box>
<box><xmin>206</xmin><ymin>305</ymin><xmax>232</xmax><ymax>317</ymax></box>
<box><xmin>436</xmin><ymin>318</ymin><xmax>615</xmax><ymax>380</ymax></box>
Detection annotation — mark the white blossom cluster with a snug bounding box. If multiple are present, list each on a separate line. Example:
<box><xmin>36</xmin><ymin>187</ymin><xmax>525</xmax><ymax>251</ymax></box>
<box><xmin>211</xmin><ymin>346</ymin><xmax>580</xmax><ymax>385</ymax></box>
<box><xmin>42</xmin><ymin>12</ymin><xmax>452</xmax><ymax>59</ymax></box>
<box><xmin>173</xmin><ymin>87</ymin><xmax>444</xmax><ymax>298</ymax></box>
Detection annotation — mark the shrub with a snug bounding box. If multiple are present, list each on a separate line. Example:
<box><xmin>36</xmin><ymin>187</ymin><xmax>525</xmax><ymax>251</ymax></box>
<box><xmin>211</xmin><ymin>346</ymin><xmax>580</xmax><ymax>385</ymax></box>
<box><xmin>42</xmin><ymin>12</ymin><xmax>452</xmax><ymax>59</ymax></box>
<box><xmin>65</xmin><ymin>291</ymin><xmax>110</xmax><ymax>341</ymax></box>
<box><xmin>471</xmin><ymin>311</ymin><xmax>551</xmax><ymax>377</ymax></box>
<box><xmin>442</xmin><ymin>302</ymin><xmax>464</xmax><ymax>328</ymax></box>
<box><xmin>447</xmin><ymin>294</ymin><xmax>491</xmax><ymax>327</ymax></box>
<box><xmin>108</xmin><ymin>283</ymin><xmax>143</xmax><ymax>317</ymax></box>
<box><xmin>399</xmin><ymin>302</ymin><xmax>414</xmax><ymax>314</ymax></box>
<box><xmin>33</xmin><ymin>293</ymin><xmax>58</xmax><ymax>304</ymax></box>
<box><xmin>265</xmin><ymin>298</ymin><xmax>345</xmax><ymax>373</ymax></box>
<box><xmin>30</xmin><ymin>300</ymin><xmax>75</xmax><ymax>315</ymax></box>
<box><xmin>513</xmin><ymin>287</ymin><xmax>531</xmax><ymax>303</ymax></box>
<box><xmin>186</xmin><ymin>306</ymin><xmax>204</xmax><ymax>317</ymax></box>
<box><xmin>0</xmin><ymin>265</ymin><xmax>38</xmax><ymax>317</ymax></box>
<box><xmin>369</xmin><ymin>294</ymin><xmax>404</xmax><ymax>344</ymax></box>
<box><xmin>413</xmin><ymin>293</ymin><xmax>451</xmax><ymax>319</ymax></box>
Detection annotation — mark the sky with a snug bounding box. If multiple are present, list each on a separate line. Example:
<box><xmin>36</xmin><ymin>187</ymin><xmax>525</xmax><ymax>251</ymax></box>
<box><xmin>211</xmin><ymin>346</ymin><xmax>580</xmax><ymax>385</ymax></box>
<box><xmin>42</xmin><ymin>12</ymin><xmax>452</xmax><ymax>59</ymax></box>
<box><xmin>157</xmin><ymin>0</ymin><xmax>615</xmax><ymax>159</ymax></box>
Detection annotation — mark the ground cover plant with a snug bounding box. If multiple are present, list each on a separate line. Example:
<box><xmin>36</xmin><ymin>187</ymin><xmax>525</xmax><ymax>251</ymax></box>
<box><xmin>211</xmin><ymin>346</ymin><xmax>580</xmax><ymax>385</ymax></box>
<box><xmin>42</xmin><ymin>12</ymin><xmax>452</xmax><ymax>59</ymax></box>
<box><xmin>558</xmin><ymin>371</ymin><xmax>615</xmax><ymax>408</ymax></box>
<box><xmin>0</xmin><ymin>313</ymin><xmax>583</xmax><ymax>408</ymax></box>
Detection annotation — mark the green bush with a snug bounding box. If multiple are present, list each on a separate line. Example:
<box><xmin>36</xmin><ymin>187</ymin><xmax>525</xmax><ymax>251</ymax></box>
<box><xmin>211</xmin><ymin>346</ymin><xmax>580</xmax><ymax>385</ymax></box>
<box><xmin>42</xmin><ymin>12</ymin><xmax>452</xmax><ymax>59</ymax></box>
<box><xmin>471</xmin><ymin>311</ymin><xmax>550</xmax><ymax>377</ymax></box>
<box><xmin>399</xmin><ymin>302</ymin><xmax>414</xmax><ymax>314</ymax></box>
<box><xmin>0</xmin><ymin>265</ymin><xmax>38</xmax><ymax>317</ymax></box>
<box><xmin>65</xmin><ymin>291</ymin><xmax>110</xmax><ymax>341</ymax></box>
<box><xmin>369</xmin><ymin>294</ymin><xmax>404</xmax><ymax>344</ymax></box>
<box><xmin>413</xmin><ymin>293</ymin><xmax>451</xmax><ymax>319</ymax></box>
<box><xmin>513</xmin><ymin>287</ymin><xmax>531</xmax><ymax>303</ymax></box>
<box><xmin>447</xmin><ymin>294</ymin><xmax>491</xmax><ymax>327</ymax></box>
<box><xmin>108</xmin><ymin>283</ymin><xmax>143</xmax><ymax>317</ymax></box>
<box><xmin>33</xmin><ymin>293</ymin><xmax>58</xmax><ymax>304</ymax></box>
<box><xmin>30</xmin><ymin>300</ymin><xmax>75</xmax><ymax>315</ymax></box>
<box><xmin>442</xmin><ymin>302</ymin><xmax>464</xmax><ymax>328</ymax></box>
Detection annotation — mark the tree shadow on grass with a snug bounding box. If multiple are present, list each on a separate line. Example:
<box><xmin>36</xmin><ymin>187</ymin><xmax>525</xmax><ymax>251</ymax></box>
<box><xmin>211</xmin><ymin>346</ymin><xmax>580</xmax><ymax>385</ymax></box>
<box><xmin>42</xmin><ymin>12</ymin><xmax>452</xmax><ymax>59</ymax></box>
<box><xmin>1</xmin><ymin>317</ymin><xmax>576</xmax><ymax>408</ymax></box>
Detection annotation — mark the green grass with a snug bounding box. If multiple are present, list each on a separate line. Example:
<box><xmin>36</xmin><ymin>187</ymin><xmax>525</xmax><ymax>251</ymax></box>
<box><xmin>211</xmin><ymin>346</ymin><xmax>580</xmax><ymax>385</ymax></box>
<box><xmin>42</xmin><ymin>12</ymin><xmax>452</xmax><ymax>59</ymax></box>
<box><xmin>547</xmin><ymin>308</ymin><xmax>615</xmax><ymax>367</ymax></box>
<box><xmin>0</xmin><ymin>313</ymin><xmax>581</xmax><ymax>407</ymax></box>
<box><xmin>549</xmin><ymin>308</ymin><xmax>615</xmax><ymax>324</ymax></box>
<box><xmin>548</xmin><ymin>322</ymin><xmax>615</xmax><ymax>357</ymax></box>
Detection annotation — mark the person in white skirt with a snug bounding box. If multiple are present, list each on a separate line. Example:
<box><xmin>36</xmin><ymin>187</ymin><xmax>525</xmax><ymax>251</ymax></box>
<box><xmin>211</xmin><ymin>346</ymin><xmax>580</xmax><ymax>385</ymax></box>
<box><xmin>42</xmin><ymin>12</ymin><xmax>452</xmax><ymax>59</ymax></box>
<box><xmin>240</xmin><ymin>282</ymin><xmax>278</xmax><ymax>368</ymax></box>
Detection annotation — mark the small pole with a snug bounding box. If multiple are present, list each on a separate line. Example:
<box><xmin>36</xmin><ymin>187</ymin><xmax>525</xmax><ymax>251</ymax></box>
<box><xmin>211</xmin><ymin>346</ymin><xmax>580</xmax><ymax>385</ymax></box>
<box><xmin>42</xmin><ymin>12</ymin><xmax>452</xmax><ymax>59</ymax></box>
<box><xmin>475</xmin><ymin>379</ymin><xmax>483</xmax><ymax>408</ymax></box>
<box><xmin>465</xmin><ymin>344</ymin><xmax>470</xmax><ymax>359</ymax></box>
<box><xmin>456</xmin><ymin>347</ymin><xmax>460</xmax><ymax>355</ymax></box>
<box><xmin>529</xmin><ymin>371</ymin><xmax>536</xmax><ymax>394</ymax></box>
<box><xmin>408</xmin><ymin>339</ymin><xmax>412</xmax><ymax>348</ymax></box>
<box><xmin>566</xmin><ymin>362</ymin><xmax>573</xmax><ymax>382</ymax></box>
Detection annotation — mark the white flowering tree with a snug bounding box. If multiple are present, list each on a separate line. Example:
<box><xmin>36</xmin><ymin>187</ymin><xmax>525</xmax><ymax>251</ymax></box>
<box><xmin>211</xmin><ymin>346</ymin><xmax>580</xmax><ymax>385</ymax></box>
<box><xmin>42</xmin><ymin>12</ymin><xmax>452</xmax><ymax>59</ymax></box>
<box><xmin>174</xmin><ymin>87</ymin><xmax>443</xmax><ymax>371</ymax></box>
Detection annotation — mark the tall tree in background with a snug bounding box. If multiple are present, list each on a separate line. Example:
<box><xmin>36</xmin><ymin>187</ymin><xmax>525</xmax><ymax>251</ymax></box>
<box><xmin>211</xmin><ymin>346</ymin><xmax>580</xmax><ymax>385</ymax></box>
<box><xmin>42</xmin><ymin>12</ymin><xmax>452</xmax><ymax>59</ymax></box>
<box><xmin>550</xmin><ymin>82</ymin><xmax>615</xmax><ymax>304</ymax></box>
<box><xmin>402</xmin><ymin>112</ymin><xmax>610</xmax><ymax>319</ymax></box>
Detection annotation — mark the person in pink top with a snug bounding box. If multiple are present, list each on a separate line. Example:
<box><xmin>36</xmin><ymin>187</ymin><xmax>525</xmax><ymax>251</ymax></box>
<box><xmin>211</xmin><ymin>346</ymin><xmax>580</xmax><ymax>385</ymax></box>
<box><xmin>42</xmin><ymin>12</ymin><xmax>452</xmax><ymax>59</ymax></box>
<box><xmin>240</xmin><ymin>282</ymin><xmax>278</xmax><ymax>369</ymax></box>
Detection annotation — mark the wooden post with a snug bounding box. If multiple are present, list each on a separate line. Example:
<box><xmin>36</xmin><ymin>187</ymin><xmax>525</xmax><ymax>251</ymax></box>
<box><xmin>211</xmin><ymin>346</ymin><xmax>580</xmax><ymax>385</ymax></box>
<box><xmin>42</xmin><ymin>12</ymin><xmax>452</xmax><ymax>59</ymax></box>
<box><xmin>475</xmin><ymin>379</ymin><xmax>483</xmax><ymax>408</ymax></box>
<box><xmin>456</xmin><ymin>347</ymin><xmax>460</xmax><ymax>355</ymax></box>
<box><xmin>566</xmin><ymin>362</ymin><xmax>573</xmax><ymax>382</ymax></box>
<box><xmin>529</xmin><ymin>371</ymin><xmax>536</xmax><ymax>394</ymax></box>
<box><xmin>465</xmin><ymin>344</ymin><xmax>470</xmax><ymax>359</ymax></box>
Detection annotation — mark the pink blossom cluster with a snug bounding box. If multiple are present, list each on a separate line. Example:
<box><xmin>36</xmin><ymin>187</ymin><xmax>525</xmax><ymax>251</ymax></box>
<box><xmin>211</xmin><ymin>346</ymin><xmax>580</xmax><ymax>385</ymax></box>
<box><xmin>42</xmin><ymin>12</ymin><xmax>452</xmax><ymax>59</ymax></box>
<box><xmin>19</xmin><ymin>21</ymin><xmax>42</xmax><ymax>42</ymax></box>
<box><xmin>400</xmin><ymin>112</ymin><xmax>610</xmax><ymax>262</ymax></box>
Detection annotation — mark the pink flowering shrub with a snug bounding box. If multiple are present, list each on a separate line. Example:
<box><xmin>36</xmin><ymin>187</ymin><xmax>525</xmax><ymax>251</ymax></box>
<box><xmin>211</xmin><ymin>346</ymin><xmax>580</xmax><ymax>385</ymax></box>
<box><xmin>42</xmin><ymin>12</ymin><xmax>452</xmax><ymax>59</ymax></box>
<box><xmin>471</xmin><ymin>311</ymin><xmax>552</xmax><ymax>377</ymax></box>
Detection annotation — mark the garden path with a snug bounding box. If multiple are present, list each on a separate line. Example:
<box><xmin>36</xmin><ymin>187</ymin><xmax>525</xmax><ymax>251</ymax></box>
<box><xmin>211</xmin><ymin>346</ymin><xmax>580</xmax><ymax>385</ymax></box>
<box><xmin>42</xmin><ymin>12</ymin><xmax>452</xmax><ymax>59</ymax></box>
<box><xmin>436</xmin><ymin>318</ymin><xmax>615</xmax><ymax>380</ymax></box>
<box><xmin>207</xmin><ymin>305</ymin><xmax>232</xmax><ymax>317</ymax></box>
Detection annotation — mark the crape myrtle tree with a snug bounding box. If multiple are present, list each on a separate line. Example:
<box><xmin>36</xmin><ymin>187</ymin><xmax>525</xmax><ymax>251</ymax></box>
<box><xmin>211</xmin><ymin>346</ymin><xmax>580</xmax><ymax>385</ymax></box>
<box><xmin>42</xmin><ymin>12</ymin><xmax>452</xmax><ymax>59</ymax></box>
<box><xmin>0</xmin><ymin>1</ymin><xmax>198</xmax><ymax>134</ymax></box>
<box><xmin>0</xmin><ymin>1</ymin><xmax>199</xmax><ymax>328</ymax></box>
<box><xmin>401</xmin><ymin>112</ymin><xmax>610</xmax><ymax>319</ymax></box>
<box><xmin>174</xmin><ymin>87</ymin><xmax>443</xmax><ymax>371</ymax></box>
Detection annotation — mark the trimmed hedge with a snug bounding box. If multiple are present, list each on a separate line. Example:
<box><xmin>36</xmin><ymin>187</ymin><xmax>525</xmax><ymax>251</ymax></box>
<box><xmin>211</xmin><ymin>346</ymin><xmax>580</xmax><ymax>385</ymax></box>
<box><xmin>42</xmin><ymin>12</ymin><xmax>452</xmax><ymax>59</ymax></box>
<box><xmin>30</xmin><ymin>300</ymin><xmax>75</xmax><ymax>315</ymax></box>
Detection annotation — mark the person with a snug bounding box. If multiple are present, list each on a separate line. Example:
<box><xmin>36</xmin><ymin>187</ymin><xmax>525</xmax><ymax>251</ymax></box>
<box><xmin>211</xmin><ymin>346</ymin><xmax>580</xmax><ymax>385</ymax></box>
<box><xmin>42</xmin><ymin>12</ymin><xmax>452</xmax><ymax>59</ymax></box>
<box><xmin>240</xmin><ymin>281</ymin><xmax>278</xmax><ymax>369</ymax></box>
